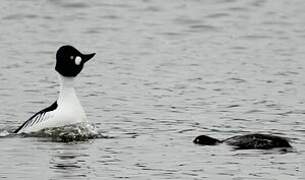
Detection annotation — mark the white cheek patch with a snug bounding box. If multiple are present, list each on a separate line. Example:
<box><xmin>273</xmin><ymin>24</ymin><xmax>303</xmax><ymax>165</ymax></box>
<box><xmin>75</xmin><ymin>56</ymin><xmax>82</xmax><ymax>65</ymax></box>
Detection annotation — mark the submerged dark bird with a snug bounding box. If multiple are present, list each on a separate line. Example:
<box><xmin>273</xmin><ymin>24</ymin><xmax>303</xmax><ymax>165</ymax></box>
<box><xmin>193</xmin><ymin>134</ymin><xmax>292</xmax><ymax>149</ymax></box>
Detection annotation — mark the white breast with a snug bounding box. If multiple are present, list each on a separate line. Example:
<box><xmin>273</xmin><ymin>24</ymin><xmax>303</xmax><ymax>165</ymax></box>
<box><xmin>17</xmin><ymin>99</ymin><xmax>87</xmax><ymax>134</ymax></box>
<box><xmin>17</xmin><ymin>75</ymin><xmax>87</xmax><ymax>134</ymax></box>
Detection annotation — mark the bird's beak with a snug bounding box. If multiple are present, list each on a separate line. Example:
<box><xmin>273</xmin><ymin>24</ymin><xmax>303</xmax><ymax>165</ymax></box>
<box><xmin>82</xmin><ymin>53</ymin><xmax>96</xmax><ymax>63</ymax></box>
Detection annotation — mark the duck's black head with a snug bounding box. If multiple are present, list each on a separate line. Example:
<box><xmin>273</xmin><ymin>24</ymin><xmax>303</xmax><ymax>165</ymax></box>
<box><xmin>193</xmin><ymin>135</ymin><xmax>221</xmax><ymax>145</ymax></box>
<box><xmin>55</xmin><ymin>45</ymin><xmax>95</xmax><ymax>77</ymax></box>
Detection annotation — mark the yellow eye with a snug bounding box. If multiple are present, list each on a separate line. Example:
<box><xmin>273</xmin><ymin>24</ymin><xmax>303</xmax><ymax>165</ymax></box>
<box><xmin>70</xmin><ymin>56</ymin><xmax>74</xmax><ymax>60</ymax></box>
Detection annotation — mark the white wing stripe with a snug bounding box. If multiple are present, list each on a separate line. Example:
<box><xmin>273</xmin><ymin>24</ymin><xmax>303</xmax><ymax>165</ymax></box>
<box><xmin>30</xmin><ymin>115</ymin><xmax>40</xmax><ymax>126</ymax></box>
<box><xmin>22</xmin><ymin>112</ymin><xmax>52</xmax><ymax>130</ymax></box>
<box><xmin>14</xmin><ymin>101</ymin><xmax>58</xmax><ymax>133</ymax></box>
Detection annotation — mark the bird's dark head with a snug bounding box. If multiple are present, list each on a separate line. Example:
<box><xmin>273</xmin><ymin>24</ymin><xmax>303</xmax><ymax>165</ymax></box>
<box><xmin>55</xmin><ymin>45</ymin><xmax>95</xmax><ymax>77</ymax></box>
<box><xmin>193</xmin><ymin>135</ymin><xmax>221</xmax><ymax>145</ymax></box>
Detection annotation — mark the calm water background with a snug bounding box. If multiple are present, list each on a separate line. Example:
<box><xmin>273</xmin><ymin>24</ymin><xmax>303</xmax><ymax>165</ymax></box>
<box><xmin>0</xmin><ymin>0</ymin><xmax>304</xmax><ymax>179</ymax></box>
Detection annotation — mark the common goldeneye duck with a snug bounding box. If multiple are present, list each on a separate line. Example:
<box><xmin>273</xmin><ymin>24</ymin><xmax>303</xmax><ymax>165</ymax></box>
<box><xmin>14</xmin><ymin>45</ymin><xmax>95</xmax><ymax>134</ymax></box>
<box><xmin>193</xmin><ymin>133</ymin><xmax>292</xmax><ymax>149</ymax></box>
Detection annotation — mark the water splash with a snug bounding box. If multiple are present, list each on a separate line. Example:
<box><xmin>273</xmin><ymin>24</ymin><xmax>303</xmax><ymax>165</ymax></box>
<box><xmin>0</xmin><ymin>130</ymin><xmax>10</xmax><ymax>137</ymax></box>
<box><xmin>0</xmin><ymin>123</ymin><xmax>105</xmax><ymax>142</ymax></box>
<box><xmin>20</xmin><ymin>123</ymin><xmax>106</xmax><ymax>142</ymax></box>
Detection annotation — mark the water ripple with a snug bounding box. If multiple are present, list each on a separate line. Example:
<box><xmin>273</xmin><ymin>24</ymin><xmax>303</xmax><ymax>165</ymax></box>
<box><xmin>0</xmin><ymin>0</ymin><xmax>304</xmax><ymax>179</ymax></box>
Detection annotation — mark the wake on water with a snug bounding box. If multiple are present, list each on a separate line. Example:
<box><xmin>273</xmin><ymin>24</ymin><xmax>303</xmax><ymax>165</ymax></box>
<box><xmin>0</xmin><ymin>123</ymin><xmax>107</xmax><ymax>142</ymax></box>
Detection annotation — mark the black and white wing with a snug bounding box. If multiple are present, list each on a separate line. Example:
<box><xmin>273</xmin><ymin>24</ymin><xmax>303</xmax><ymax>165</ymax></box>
<box><xmin>14</xmin><ymin>101</ymin><xmax>58</xmax><ymax>133</ymax></box>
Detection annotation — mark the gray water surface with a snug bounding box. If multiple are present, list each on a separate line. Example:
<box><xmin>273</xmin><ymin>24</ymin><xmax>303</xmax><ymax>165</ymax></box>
<box><xmin>0</xmin><ymin>0</ymin><xmax>304</xmax><ymax>179</ymax></box>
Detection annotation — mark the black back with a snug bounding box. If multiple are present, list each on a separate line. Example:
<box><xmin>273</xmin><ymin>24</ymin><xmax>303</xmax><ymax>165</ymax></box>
<box><xmin>193</xmin><ymin>133</ymin><xmax>292</xmax><ymax>149</ymax></box>
<box><xmin>224</xmin><ymin>134</ymin><xmax>292</xmax><ymax>149</ymax></box>
<box><xmin>14</xmin><ymin>101</ymin><xmax>58</xmax><ymax>133</ymax></box>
